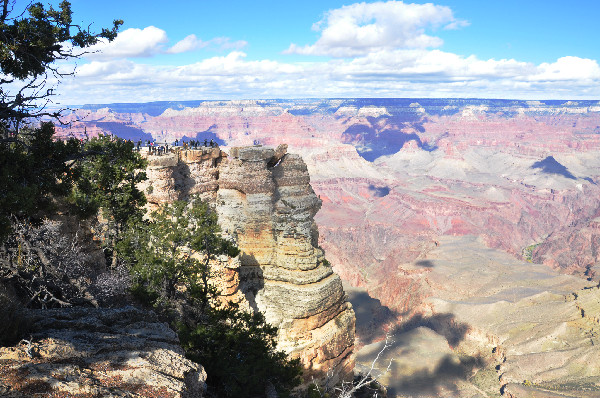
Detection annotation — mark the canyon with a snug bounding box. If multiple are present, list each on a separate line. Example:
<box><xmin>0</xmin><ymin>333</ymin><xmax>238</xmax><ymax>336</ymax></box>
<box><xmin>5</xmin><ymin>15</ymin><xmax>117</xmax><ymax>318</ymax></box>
<box><xmin>54</xmin><ymin>98</ymin><xmax>600</xmax><ymax>397</ymax></box>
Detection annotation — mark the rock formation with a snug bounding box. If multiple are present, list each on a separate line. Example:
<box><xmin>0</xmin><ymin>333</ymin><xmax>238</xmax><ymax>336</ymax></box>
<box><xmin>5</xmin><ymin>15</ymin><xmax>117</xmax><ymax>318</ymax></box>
<box><xmin>0</xmin><ymin>307</ymin><xmax>206</xmax><ymax>398</ymax></box>
<box><xmin>142</xmin><ymin>144</ymin><xmax>356</xmax><ymax>382</ymax></box>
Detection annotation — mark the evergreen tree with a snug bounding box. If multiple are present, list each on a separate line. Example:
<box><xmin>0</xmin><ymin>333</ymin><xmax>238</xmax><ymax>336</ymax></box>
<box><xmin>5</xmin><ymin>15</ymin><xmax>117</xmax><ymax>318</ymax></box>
<box><xmin>0</xmin><ymin>0</ymin><xmax>122</xmax><ymax>135</ymax></box>
<box><xmin>121</xmin><ymin>198</ymin><xmax>238</xmax><ymax>311</ymax></box>
<box><xmin>0</xmin><ymin>122</ymin><xmax>81</xmax><ymax>239</ymax></box>
<box><xmin>71</xmin><ymin>135</ymin><xmax>147</xmax><ymax>266</ymax></box>
<box><xmin>178</xmin><ymin>302</ymin><xmax>302</xmax><ymax>398</ymax></box>
<box><xmin>121</xmin><ymin>197</ymin><xmax>302</xmax><ymax>397</ymax></box>
<box><xmin>0</xmin><ymin>1</ymin><xmax>122</xmax><ymax>240</ymax></box>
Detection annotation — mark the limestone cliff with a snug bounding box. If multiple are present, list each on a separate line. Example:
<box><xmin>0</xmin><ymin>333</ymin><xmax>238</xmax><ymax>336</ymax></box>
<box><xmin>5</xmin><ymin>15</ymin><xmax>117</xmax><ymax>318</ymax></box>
<box><xmin>142</xmin><ymin>145</ymin><xmax>356</xmax><ymax>381</ymax></box>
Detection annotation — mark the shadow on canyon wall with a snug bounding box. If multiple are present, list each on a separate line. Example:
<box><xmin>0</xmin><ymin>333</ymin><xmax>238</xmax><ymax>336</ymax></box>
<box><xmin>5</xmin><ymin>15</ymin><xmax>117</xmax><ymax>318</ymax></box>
<box><xmin>391</xmin><ymin>312</ymin><xmax>471</xmax><ymax>347</ymax></box>
<box><xmin>385</xmin><ymin>353</ymin><xmax>485</xmax><ymax>398</ymax></box>
<box><xmin>181</xmin><ymin>128</ymin><xmax>226</xmax><ymax>146</ymax></box>
<box><xmin>237</xmin><ymin>253</ymin><xmax>265</xmax><ymax>313</ymax></box>
<box><xmin>358</xmin><ymin>310</ymin><xmax>480</xmax><ymax>397</ymax></box>
<box><xmin>367</xmin><ymin>185</ymin><xmax>390</xmax><ymax>198</ymax></box>
<box><xmin>346</xmin><ymin>286</ymin><xmax>471</xmax><ymax>348</ymax></box>
<box><xmin>414</xmin><ymin>259</ymin><xmax>435</xmax><ymax>268</ymax></box>
<box><xmin>345</xmin><ymin>289</ymin><xmax>397</xmax><ymax>346</ymax></box>
<box><xmin>341</xmin><ymin>121</ymin><xmax>423</xmax><ymax>162</ymax></box>
<box><xmin>531</xmin><ymin>156</ymin><xmax>576</xmax><ymax>179</ymax></box>
<box><xmin>174</xmin><ymin>161</ymin><xmax>195</xmax><ymax>201</ymax></box>
<box><xmin>91</xmin><ymin>122</ymin><xmax>154</xmax><ymax>142</ymax></box>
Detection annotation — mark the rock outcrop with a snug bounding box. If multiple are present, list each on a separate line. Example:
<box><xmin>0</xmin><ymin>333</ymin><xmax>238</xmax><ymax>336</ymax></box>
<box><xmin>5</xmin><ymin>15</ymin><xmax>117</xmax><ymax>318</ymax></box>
<box><xmin>0</xmin><ymin>306</ymin><xmax>206</xmax><ymax>398</ymax></box>
<box><xmin>142</xmin><ymin>145</ymin><xmax>356</xmax><ymax>382</ymax></box>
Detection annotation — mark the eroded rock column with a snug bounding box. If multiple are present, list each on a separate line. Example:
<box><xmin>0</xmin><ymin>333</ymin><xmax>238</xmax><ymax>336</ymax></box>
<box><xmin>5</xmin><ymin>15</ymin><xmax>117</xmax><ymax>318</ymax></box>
<box><xmin>144</xmin><ymin>145</ymin><xmax>356</xmax><ymax>383</ymax></box>
<box><xmin>217</xmin><ymin>146</ymin><xmax>355</xmax><ymax>382</ymax></box>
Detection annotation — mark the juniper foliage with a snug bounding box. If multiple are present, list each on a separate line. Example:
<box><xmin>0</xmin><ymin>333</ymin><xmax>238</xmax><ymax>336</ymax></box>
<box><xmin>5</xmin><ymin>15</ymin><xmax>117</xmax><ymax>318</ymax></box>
<box><xmin>120</xmin><ymin>198</ymin><xmax>302</xmax><ymax>397</ymax></box>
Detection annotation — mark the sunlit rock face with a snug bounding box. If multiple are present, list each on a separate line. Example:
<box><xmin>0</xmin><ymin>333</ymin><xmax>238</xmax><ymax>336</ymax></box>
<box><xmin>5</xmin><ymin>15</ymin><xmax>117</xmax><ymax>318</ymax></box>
<box><xmin>0</xmin><ymin>307</ymin><xmax>206</xmax><ymax>398</ymax></box>
<box><xmin>143</xmin><ymin>145</ymin><xmax>355</xmax><ymax>382</ymax></box>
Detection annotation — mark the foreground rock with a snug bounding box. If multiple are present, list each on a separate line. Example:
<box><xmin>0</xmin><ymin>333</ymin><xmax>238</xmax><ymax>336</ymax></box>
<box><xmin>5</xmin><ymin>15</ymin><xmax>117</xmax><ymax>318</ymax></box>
<box><xmin>0</xmin><ymin>307</ymin><xmax>206</xmax><ymax>398</ymax></box>
<box><xmin>142</xmin><ymin>145</ymin><xmax>356</xmax><ymax>383</ymax></box>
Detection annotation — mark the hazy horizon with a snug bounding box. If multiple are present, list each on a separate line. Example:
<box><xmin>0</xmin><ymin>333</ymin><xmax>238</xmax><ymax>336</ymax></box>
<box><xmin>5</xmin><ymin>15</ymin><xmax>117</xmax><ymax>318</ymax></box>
<box><xmin>27</xmin><ymin>0</ymin><xmax>600</xmax><ymax>105</ymax></box>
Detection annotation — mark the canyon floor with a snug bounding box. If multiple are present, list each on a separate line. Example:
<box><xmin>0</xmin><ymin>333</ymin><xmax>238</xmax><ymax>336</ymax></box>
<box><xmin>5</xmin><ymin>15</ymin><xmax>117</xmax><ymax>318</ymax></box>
<box><xmin>349</xmin><ymin>235</ymin><xmax>600</xmax><ymax>398</ymax></box>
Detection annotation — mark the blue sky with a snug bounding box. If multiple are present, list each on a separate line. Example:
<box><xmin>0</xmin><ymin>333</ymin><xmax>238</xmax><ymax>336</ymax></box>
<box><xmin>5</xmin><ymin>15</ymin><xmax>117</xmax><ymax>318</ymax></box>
<box><xmin>30</xmin><ymin>0</ymin><xmax>600</xmax><ymax>103</ymax></box>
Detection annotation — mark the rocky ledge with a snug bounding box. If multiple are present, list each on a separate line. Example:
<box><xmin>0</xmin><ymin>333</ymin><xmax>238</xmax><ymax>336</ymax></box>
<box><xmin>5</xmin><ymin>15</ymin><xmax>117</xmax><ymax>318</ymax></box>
<box><xmin>0</xmin><ymin>307</ymin><xmax>206</xmax><ymax>398</ymax></box>
<box><xmin>142</xmin><ymin>144</ymin><xmax>356</xmax><ymax>383</ymax></box>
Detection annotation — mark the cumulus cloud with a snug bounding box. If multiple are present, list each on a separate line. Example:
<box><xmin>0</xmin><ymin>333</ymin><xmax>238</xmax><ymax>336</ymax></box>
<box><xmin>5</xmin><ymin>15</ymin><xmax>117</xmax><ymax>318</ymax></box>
<box><xmin>83</xmin><ymin>26</ymin><xmax>247</xmax><ymax>59</ymax></box>
<box><xmin>530</xmin><ymin>56</ymin><xmax>600</xmax><ymax>81</ymax></box>
<box><xmin>54</xmin><ymin>47</ymin><xmax>600</xmax><ymax>105</ymax></box>
<box><xmin>166</xmin><ymin>35</ymin><xmax>247</xmax><ymax>54</ymax></box>
<box><xmin>86</xmin><ymin>26</ymin><xmax>168</xmax><ymax>59</ymax></box>
<box><xmin>167</xmin><ymin>34</ymin><xmax>207</xmax><ymax>54</ymax></box>
<box><xmin>284</xmin><ymin>1</ymin><xmax>467</xmax><ymax>57</ymax></box>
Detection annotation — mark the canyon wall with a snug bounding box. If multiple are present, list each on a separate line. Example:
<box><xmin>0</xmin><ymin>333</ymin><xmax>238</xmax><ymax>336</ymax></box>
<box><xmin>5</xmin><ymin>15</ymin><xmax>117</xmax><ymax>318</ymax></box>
<box><xmin>54</xmin><ymin>99</ymin><xmax>600</xmax><ymax>396</ymax></box>
<box><xmin>54</xmin><ymin>99</ymin><xmax>600</xmax><ymax>284</ymax></box>
<box><xmin>141</xmin><ymin>145</ymin><xmax>356</xmax><ymax>382</ymax></box>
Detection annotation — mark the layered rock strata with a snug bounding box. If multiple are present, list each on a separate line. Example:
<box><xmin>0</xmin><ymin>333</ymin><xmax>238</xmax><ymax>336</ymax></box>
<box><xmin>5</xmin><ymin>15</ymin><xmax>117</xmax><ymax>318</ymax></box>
<box><xmin>352</xmin><ymin>236</ymin><xmax>600</xmax><ymax>398</ymax></box>
<box><xmin>0</xmin><ymin>307</ymin><xmax>206</xmax><ymax>398</ymax></box>
<box><xmin>143</xmin><ymin>145</ymin><xmax>356</xmax><ymax>382</ymax></box>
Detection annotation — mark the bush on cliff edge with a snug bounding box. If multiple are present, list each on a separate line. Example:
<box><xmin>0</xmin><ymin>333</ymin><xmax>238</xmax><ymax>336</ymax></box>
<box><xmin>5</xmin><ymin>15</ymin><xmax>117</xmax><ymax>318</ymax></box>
<box><xmin>120</xmin><ymin>197</ymin><xmax>302</xmax><ymax>397</ymax></box>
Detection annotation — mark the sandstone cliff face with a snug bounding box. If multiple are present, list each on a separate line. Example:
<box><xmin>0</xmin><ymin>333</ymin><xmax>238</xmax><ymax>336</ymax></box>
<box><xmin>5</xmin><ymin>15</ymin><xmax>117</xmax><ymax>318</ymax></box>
<box><xmin>143</xmin><ymin>145</ymin><xmax>356</xmax><ymax>382</ymax></box>
<box><xmin>0</xmin><ymin>307</ymin><xmax>206</xmax><ymax>398</ymax></box>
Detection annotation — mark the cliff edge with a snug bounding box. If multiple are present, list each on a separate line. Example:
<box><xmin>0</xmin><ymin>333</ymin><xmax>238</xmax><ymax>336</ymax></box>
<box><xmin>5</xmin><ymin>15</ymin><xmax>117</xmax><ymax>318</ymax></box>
<box><xmin>142</xmin><ymin>144</ymin><xmax>356</xmax><ymax>382</ymax></box>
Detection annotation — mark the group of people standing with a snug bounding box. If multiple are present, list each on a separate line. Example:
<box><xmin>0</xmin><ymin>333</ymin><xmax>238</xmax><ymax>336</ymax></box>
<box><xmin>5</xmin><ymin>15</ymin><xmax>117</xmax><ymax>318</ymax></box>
<box><xmin>136</xmin><ymin>138</ymin><xmax>219</xmax><ymax>155</ymax></box>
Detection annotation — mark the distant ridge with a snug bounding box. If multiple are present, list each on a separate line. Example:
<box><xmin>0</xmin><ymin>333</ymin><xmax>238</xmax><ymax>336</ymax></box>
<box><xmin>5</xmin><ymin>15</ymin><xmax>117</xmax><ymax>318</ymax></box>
<box><xmin>73</xmin><ymin>98</ymin><xmax>600</xmax><ymax>118</ymax></box>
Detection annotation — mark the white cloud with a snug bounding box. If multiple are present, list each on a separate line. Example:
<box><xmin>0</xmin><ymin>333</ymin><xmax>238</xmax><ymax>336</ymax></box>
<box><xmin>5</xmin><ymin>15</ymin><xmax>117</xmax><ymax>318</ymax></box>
<box><xmin>530</xmin><ymin>56</ymin><xmax>600</xmax><ymax>81</ymax></box>
<box><xmin>175</xmin><ymin>52</ymin><xmax>302</xmax><ymax>77</ymax></box>
<box><xmin>167</xmin><ymin>34</ymin><xmax>207</xmax><ymax>54</ymax></box>
<box><xmin>329</xmin><ymin>49</ymin><xmax>534</xmax><ymax>83</ymax></box>
<box><xmin>167</xmin><ymin>35</ymin><xmax>248</xmax><ymax>54</ymax></box>
<box><xmin>285</xmin><ymin>1</ymin><xmax>467</xmax><ymax>57</ymax></box>
<box><xmin>53</xmin><ymin>48</ymin><xmax>600</xmax><ymax>105</ymax></box>
<box><xmin>86</xmin><ymin>26</ymin><xmax>168</xmax><ymax>59</ymax></box>
<box><xmin>81</xmin><ymin>26</ymin><xmax>248</xmax><ymax>60</ymax></box>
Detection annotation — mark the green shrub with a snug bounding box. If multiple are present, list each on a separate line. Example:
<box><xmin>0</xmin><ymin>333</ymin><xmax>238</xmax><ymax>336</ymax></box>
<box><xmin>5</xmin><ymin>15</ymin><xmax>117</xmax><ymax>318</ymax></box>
<box><xmin>120</xmin><ymin>197</ymin><xmax>301</xmax><ymax>397</ymax></box>
<box><xmin>178</xmin><ymin>302</ymin><xmax>302</xmax><ymax>398</ymax></box>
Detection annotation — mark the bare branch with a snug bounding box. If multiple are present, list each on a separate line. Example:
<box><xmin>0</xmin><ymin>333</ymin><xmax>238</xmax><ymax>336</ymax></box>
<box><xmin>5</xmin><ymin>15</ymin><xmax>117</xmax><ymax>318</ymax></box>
<box><xmin>1</xmin><ymin>0</ymin><xmax>9</xmax><ymax>23</ymax></box>
<box><xmin>311</xmin><ymin>335</ymin><xmax>393</xmax><ymax>398</ymax></box>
